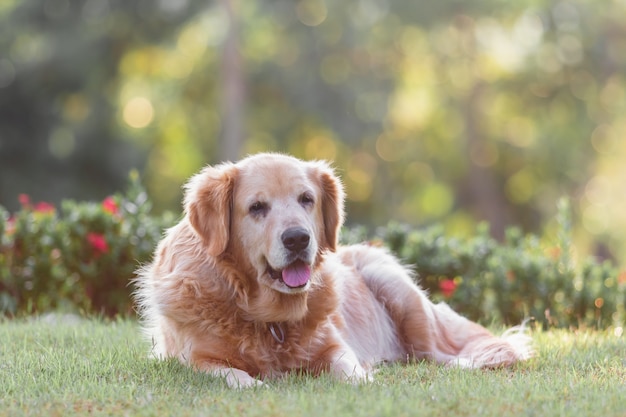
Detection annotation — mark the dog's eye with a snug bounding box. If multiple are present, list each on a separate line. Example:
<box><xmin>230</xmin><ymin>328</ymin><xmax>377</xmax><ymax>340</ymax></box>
<box><xmin>249</xmin><ymin>201</ymin><xmax>268</xmax><ymax>216</ymax></box>
<box><xmin>298</xmin><ymin>193</ymin><xmax>315</xmax><ymax>207</ymax></box>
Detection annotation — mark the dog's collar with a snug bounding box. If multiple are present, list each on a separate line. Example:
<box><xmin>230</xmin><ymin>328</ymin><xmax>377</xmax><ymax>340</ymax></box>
<box><xmin>269</xmin><ymin>322</ymin><xmax>285</xmax><ymax>344</ymax></box>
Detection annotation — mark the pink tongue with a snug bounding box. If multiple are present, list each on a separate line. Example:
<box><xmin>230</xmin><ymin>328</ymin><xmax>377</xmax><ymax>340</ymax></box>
<box><xmin>281</xmin><ymin>262</ymin><xmax>311</xmax><ymax>288</ymax></box>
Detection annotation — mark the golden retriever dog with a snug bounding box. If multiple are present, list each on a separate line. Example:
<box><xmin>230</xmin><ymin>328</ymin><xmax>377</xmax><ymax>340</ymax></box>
<box><xmin>134</xmin><ymin>153</ymin><xmax>531</xmax><ymax>388</ymax></box>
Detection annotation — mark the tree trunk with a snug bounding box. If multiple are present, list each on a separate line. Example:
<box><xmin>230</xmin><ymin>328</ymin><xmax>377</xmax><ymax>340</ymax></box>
<box><xmin>217</xmin><ymin>0</ymin><xmax>245</xmax><ymax>162</ymax></box>
<box><xmin>461</xmin><ymin>82</ymin><xmax>511</xmax><ymax>240</ymax></box>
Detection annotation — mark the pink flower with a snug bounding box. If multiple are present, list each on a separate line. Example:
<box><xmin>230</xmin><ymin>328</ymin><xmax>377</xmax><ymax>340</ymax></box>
<box><xmin>17</xmin><ymin>195</ymin><xmax>55</xmax><ymax>214</ymax></box>
<box><xmin>102</xmin><ymin>196</ymin><xmax>119</xmax><ymax>215</ymax></box>
<box><xmin>18</xmin><ymin>194</ymin><xmax>31</xmax><ymax>208</ymax></box>
<box><xmin>439</xmin><ymin>279</ymin><xmax>457</xmax><ymax>298</ymax></box>
<box><xmin>34</xmin><ymin>201</ymin><xmax>55</xmax><ymax>214</ymax></box>
<box><xmin>87</xmin><ymin>233</ymin><xmax>109</xmax><ymax>256</ymax></box>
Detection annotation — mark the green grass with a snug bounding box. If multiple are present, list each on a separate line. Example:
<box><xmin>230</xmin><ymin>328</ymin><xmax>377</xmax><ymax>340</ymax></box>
<box><xmin>1</xmin><ymin>316</ymin><xmax>625</xmax><ymax>417</ymax></box>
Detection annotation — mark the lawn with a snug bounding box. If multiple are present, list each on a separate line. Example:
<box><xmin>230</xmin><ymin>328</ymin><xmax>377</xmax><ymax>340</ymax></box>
<box><xmin>1</xmin><ymin>316</ymin><xmax>625</xmax><ymax>417</ymax></box>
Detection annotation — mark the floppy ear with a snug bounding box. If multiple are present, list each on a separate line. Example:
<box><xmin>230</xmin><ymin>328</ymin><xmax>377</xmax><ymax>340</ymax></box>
<box><xmin>184</xmin><ymin>163</ymin><xmax>237</xmax><ymax>257</ymax></box>
<box><xmin>311</xmin><ymin>161</ymin><xmax>345</xmax><ymax>252</ymax></box>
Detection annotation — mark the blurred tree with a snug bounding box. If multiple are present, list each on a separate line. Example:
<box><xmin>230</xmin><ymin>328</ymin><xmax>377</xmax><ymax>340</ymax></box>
<box><xmin>0</xmin><ymin>0</ymin><xmax>206</xmax><ymax>211</ymax></box>
<box><xmin>217</xmin><ymin>0</ymin><xmax>245</xmax><ymax>161</ymax></box>
<box><xmin>1</xmin><ymin>0</ymin><xmax>625</xmax><ymax>266</ymax></box>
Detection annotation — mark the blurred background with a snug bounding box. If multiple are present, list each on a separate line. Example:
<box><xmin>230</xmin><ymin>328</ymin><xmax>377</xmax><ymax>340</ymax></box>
<box><xmin>1</xmin><ymin>0</ymin><xmax>625</xmax><ymax>266</ymax></box>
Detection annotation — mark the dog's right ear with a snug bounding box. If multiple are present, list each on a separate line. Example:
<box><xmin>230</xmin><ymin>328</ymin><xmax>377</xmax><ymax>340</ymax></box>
<box><xmin>184</xmin><ymin>163</ymin><xmax>237</xmax><ymax>257</ymax></box>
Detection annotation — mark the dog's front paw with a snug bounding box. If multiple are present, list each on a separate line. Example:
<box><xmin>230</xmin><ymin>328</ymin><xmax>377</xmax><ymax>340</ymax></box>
<box><xmin>331</xmin><ymin>351</ymin><xmax>372</xmax><ymax>384</ymax></box>
<box><xmin>227</xmin><ymin>374</ymin><xmax>264</xmax><ymax>389</ymax></box>
<box><xmin>346</xmin><ymin>366</ymin><xmax>373</xmax><ymax>384</ymax></box>
<box><xmin>445</xmin><ymin>357</ymin><xmax>476</xmax><ymax>369</ymax></box>
<box><xmin>215</xmin><ymin>367</ymin><xmax>264</xmax><ymax>389</ymax></box>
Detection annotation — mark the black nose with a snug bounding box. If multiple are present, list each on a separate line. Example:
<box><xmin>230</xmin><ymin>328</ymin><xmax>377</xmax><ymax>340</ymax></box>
<box><xmin>281</xmin><ymin>227</ymin><xmax>310</xmax><ymax>253</ymax></box>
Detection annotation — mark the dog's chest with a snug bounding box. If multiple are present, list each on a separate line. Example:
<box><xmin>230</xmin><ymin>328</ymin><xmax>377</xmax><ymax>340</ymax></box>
<box><xmin>236</xmin><ymin>321</ymin><xmax>330</xmax><ymax>377</ymax></box>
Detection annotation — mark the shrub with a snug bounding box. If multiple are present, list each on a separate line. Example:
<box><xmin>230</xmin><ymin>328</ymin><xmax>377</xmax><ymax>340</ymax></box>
<box><xmin>1</xmin><ymin>182</ymin><xmax>624</xmax><ymax>329</ymax></box>
<box><xmin>0</xmin><ymin>172</ymin><xmax>175</xmax><ymax>316</ymax></box>
<box><xmin>342</xmin><ymin>200</ymin><xmax>625</xmax><ymax>329</ymax></box>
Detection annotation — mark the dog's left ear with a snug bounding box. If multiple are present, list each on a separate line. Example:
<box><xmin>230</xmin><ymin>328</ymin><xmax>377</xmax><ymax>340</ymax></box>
<box><xmin>184</xmin><ymin>163</ymin><xmax>238</xmax><ymax>257</ymax></box>
<box><xmin>310</xmin><ymin>161</ymin><xmax>345</xmax><ymax>252</ymax></box>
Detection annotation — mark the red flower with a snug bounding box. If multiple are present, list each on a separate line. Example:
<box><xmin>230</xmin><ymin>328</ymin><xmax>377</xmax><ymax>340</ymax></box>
<box><xmin>439</xmin><ymin>279</ymin><xmax>457</xmax><ymax>298</ymax></box>
<box><xmin>34</xmin><ymin>201</ymin><xmax>55</xmax><ymax>214</ymax></box>
<box><xmin>18</xmin><ymin>194</ymin><xmax>31</xmax><ymax>208</ymax></box>
<box><xmin>102</xmin><ymin>196</ymin><xmax>119</xmax><ymax>215</ymax></box>
<box><xmin>87</xmin><ymin>233</ymin><xmax>109</xmax><ymax>256</ymax></box>
<box><xmin>17</xmin><ymin>195</ymin><xmax>55</xmax><ymax>214</ymax></box>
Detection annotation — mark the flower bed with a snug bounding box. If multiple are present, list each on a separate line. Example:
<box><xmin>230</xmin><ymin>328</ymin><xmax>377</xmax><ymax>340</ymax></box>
<box><xmin>1</xmin><ymin>179</ymin><xmax>624</xmax><ymax>329</ymax></box>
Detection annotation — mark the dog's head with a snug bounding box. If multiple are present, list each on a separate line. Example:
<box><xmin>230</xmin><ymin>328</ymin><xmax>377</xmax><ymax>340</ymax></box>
<box><xmin>184</xmin><ymin>153</ymin><xmax>344</xmax><ymax>295</ymax></box>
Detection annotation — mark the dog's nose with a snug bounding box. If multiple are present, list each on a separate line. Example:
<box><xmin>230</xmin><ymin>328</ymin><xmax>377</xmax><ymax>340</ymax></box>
<box><xmin>281</xmin><ymin>227</ymin><xmax>310</xmax><ymax>253</ymax></box>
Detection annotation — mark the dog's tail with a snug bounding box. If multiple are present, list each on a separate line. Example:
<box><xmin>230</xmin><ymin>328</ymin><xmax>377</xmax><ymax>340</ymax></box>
<box><xmin>428</xmin><ymin>302</ymin><xmax>533</xmax><ymax>368</ymax></box>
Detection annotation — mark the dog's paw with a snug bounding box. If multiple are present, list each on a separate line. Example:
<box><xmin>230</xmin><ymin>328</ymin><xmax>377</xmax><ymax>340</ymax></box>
<box><xmin>332</xmin><ymin>360</ymin><xmax>373</xmax><ymax>384</ymax></box>
<box><xmin>227</xmin><ymin>375</ymin><xmax>264</xmax><ymax>389</ymax></box>
<box><xmin>329</xmin><ymin>346</ymin><xmax>374</xmax><ymax>384</ymax></box>
<box><xmin>445</xmin><ymin>357</ymin><xmax>477</xmax><ymax>369</ymax></box>
<box><xmin>217</xmin><ymin>367</ymin><xmax>264</xmax><ymax>389</ymax></box>
<box><xmin>350</xmin><ymin>368</ymin><xmax>374</xmax><ymax>384</ymax></box>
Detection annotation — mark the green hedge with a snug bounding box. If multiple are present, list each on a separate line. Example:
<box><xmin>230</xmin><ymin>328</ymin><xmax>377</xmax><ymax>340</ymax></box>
<box><xmin>343</xmin><ymin>210</ymin><xmax>624</xmax><ymax>329</ymax></box>
<box><xmin>0</xmin><ymin>172</ymin><xmax>175</xmax><ymax>316</ymax></box>
<box><xmin>1</xmin><ymin>179</ymin><xmax>624</xmax><ymax>329</ymax></box>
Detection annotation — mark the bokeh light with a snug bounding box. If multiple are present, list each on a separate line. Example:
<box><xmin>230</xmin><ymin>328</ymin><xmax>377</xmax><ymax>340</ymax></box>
<box><xmin>123</xmin><ymin>97</ymin><xmax>154</xmax><ymax>129</ymax></box>
<box><xmin>3</xmin><ymin>0</ymin><xmax>626</xmax><ymax>267</ymax></box>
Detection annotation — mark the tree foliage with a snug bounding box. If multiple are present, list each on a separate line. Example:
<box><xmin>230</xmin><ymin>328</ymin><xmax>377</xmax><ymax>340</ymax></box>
<box><xmin>1</xmin><ymin>0</ymin><xmax>625</xmax><ymax>265</ymax></box>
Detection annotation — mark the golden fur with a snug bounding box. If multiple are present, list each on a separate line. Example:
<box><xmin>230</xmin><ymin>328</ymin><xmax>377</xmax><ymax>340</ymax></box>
<box><xmin>134</xmin><ymin>153</ymin><xmax>532</xmax><ymax>388</ymax></box>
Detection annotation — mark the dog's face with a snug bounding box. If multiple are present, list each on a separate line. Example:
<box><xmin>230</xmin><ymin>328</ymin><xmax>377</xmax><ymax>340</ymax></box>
<box><xmin>184</xmin><ymin>153</ymin><xmax>344</xmax><ymax>295</ymax></box>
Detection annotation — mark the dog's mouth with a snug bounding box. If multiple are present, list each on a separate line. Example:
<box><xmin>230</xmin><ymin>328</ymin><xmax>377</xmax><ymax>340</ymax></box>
<box><xmin>266</xmin><ymin>260</ymin><xmax>311</xmax><ymax>289</ymax></box>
